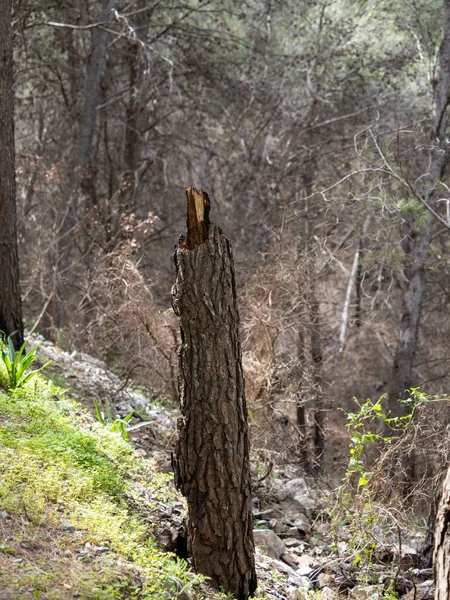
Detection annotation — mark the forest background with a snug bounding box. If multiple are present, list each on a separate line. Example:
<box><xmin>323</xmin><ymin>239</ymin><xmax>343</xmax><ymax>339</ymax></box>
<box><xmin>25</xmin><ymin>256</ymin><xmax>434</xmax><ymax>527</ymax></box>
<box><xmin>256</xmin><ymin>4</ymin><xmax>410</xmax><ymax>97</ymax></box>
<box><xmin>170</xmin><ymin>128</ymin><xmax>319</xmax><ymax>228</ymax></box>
<box><xmin>7</xmin><ymin>0</ymin><xmax>450</xmax><ymax>480</ymax></box>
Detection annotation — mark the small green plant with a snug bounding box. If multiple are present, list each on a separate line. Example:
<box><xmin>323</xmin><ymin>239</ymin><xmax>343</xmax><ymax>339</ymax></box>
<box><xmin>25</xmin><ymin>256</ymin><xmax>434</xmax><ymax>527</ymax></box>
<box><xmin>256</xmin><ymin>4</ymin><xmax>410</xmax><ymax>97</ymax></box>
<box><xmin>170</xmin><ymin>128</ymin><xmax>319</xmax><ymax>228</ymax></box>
<box><xmin>382</xmin><ymin>580</ymin><xmax>400</xmax><ymax>599</ymax></box>
<box><xmin>0</xmin><ymin>542</ymin><xmax>14</xmax><ymax>554</ymax></box>
<box><xmin>0</xmin><ymin>332</ymin><xmax>50</xmax><ymax>390</ymax></box>
<box><xmin>94</xmin><ymin>400</ymin><xmax>152</xmax><ymax>442</ymax></box>
<box><xmin>330</xmin><ymin>389</ymin><xmax>437</xmax><ymax>570</ymax></box>
<box><xmin>342</xmin><ymin>389</ymin><xmax>432</xmax><ymax>492</ymax></box>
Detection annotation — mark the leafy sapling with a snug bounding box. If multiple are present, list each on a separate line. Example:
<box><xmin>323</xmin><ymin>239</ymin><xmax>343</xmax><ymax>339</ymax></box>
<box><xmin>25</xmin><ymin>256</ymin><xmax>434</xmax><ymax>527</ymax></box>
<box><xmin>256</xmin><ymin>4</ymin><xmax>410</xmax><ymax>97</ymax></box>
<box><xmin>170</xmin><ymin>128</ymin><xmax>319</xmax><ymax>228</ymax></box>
<box><xmin>0</xmin><ymin>332</ymin><xmax>50</xmax><ymax>390</ymax></box>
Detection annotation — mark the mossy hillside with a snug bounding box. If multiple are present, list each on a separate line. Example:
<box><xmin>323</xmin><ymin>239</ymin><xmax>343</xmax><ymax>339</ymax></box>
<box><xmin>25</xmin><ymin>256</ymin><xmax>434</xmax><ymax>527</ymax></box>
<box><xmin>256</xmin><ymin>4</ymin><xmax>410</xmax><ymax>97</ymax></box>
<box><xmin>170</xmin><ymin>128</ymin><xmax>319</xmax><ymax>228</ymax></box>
<box><xmin>0</xmin><ymin>372</ymin><xmax>202</xmax><ymax>599</ymax></box>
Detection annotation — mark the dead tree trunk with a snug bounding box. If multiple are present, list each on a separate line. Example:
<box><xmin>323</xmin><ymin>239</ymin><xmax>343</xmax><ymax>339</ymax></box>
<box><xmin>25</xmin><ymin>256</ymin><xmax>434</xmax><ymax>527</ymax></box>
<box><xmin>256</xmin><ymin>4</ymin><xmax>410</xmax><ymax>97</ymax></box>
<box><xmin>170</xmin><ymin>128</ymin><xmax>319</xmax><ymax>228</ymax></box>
<box><xmin>171</xmin><ymin>188</ymin><xmax>257</xmax><ymax>600</ymax></box>
<box><xmin>433</xmin><ymin>464</ymin><xmax>450</xmax><ymax>598</ymax></box>
<box><xmin>0</xmin><ymin>0</ymin><xmax>24</xmax><ymax>349</ymax></box>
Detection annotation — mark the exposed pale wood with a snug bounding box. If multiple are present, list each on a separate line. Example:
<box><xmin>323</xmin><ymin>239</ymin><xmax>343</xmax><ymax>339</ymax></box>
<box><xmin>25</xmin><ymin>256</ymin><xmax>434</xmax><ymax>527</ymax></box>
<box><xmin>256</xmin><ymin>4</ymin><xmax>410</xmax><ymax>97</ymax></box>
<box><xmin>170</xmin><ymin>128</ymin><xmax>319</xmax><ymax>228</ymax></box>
<box><xmin>185</xmin><ymin>186</ymin><xmax>210</xmax><ymax>249</ymax></box>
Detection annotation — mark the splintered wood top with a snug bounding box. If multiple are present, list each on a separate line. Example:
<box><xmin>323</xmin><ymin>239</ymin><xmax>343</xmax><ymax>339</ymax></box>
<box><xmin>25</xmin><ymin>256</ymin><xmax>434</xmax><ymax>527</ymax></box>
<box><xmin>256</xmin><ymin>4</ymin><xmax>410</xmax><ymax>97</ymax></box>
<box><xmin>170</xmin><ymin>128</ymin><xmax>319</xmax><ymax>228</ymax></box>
<box><xmin>186</xmin><ymin>187</ymin><xmax>210</xmax><ymax>250</ymax></box>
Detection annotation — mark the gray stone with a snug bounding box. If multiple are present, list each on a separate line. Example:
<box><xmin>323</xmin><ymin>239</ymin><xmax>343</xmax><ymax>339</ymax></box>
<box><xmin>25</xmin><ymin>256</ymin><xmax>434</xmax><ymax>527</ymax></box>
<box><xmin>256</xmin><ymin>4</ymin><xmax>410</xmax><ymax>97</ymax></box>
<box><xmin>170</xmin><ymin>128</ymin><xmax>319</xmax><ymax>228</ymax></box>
<box><xmin>391</xmin><ymin>543</ymin><xmax>417</xmax><ymax>557</ymax></box>
<box><xmin>349</xmin><ymin>585</ymin><xmax>382</xmax><ymax>599</ymax></box>
<box><xmin>321</xmin><ymin>588</ymin><xmax>338</xmax><ymax>599</ymax></box>
<box><xmin>284</xmin><ymin>537</ymin><xmax>302</xmax><ymax>547</ymax></box>
<box><xmin>62</xmin><ymin>520</ymin><xmax>75</xmax><ymax>533</ymax></box>
<box><xmin>403</xmin><ymin>580</ymin><xmax>434</xmax><ymax>600</ymax></box>
<box><xmin>293</xmin><ymin>514</ymin><xmax>311</xmax><ymax>534</ymax></box>
<box><xmin>253</xmin><ymin>529</ymin><xmax>285</xmax><ymax>559</ymax></box>
<box><xmin>317</xmin><ymin>573</ymin><xmax>335</xmax><ymax>588</ymax></box>
<box><xmin>281</xmin><ymin>551</ymin><xmax>299</xmax><ymax>569</ymax></box>
<box><xmin>295</xmin><ymin>554</ymin><xmax>314</xmax><ymax>567</ymax></box>
<box><xmin>273</xmin><ymin>520</ymin><xmax>289</xmax><ymax>534</ymax></box>
<box><xmin>297</xmin><ymin>564</ymin><xmax>313</xmax><ymax>576</ymax></box>
<box><xmin>269</xmin><ymin>557</ymin><xmax>296</xmax><ymax>575</ymax></box>
<box><xmin>277</xmin><ymin>477</ymin><xmax>310</xmax><ymax>501</ymax></box>
<box><xmin>276</xmin><ymin>478</ymin><xmax>320</xmax><ymax>517</ymax></box>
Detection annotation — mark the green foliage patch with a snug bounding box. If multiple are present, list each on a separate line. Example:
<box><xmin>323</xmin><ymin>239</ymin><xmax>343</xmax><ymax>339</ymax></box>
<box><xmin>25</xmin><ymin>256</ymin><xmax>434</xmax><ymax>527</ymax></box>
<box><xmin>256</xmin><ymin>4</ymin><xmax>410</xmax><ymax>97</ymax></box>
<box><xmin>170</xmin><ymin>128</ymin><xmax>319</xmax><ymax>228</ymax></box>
<box><xmin>0</xmin><ymin>375</ymin><xmax>203</xmax><ymax>599</ymax></box>
<box><xmin>0</xmin><ymin>333</ymin><xmax>50</xmax><ymax>390</ymax></box>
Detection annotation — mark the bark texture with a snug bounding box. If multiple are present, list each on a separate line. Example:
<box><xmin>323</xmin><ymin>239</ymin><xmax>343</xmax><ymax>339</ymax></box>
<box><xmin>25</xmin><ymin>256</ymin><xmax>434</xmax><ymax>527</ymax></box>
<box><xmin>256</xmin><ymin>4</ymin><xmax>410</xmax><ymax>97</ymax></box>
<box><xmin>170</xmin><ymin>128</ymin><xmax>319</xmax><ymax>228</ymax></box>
<box><xmin>171</xmin><ymin>188</ymin><xmax>257</xmax><ymax>600</ymax></box>
<box><xmin>0</xmin><ymin>0</ymin><xmax>24</xmax><ymax>349</ymax></box>
<box><xmin>434</xmin><ymin>465</ymin><xmax>450</xmax><ymax>599</ymax></box>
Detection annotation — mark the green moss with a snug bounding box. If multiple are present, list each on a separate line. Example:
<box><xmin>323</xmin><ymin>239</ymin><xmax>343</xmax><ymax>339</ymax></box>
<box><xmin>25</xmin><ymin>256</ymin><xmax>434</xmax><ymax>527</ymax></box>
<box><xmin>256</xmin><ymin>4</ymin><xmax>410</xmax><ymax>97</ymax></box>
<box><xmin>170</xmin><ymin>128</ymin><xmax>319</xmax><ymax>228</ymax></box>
<box><xmin>0</xmin><ymin>372</ymin><xmax>276</xmax><ymax>600</ymax></box>
<box><xmin>0</xmin><ymin>377</ymin><xmax>203</xmax><ymax>599</ymax></box>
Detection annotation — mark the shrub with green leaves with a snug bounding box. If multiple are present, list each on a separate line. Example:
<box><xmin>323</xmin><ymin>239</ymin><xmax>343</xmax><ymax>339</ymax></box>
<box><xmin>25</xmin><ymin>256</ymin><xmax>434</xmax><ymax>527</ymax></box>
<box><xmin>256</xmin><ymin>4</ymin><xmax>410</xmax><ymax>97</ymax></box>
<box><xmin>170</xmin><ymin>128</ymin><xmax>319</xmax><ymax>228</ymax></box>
<box><xmin>329</xmin><ymin>389</ymin><xmax>438</xmax><ymax>573</ymax></box>
<box><xmin>0</xmin><ymin>332</ymin><xmax>50</xmax><ymax>390</ymax></box>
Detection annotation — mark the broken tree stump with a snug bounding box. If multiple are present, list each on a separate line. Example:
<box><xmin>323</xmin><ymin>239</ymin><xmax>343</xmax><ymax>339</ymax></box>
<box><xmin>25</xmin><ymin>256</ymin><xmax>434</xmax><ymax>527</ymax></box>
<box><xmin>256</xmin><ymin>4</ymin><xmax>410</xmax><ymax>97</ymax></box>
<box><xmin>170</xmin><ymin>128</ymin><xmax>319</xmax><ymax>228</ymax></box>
<box><xmin>171</xmin><ymin>187</ymin><xmax>257</xmax><ymax>600</ymax></box>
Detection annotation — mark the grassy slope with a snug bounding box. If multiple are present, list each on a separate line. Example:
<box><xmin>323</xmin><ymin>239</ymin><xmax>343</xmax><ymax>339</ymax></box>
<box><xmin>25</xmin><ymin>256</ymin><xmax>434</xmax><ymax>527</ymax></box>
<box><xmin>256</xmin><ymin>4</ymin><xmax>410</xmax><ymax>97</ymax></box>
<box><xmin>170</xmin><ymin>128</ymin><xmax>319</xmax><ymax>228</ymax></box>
<box><xmin>0</xmin><ymin>370</ymin><xmax>211</xmax><ymax>600</ymax></box>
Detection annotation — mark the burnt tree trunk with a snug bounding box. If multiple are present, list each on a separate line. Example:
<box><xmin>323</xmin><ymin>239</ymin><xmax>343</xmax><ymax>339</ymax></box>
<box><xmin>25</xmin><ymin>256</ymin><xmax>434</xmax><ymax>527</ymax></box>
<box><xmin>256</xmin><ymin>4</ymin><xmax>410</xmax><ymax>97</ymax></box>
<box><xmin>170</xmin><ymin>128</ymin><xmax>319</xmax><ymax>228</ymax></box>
<box><xmin>0</xmin><ymin>0</ymin><xmax>24</xmax><ymax>349</ymax></box>
<box><xmin>434</xmin><ymin>464</ymin><xmax>450</xmax><ymax>598</ymax></box>
<box><xmin>171</xmin><ymin>187</ymin><xmax>257</xmax><ymax>600</ymax></box>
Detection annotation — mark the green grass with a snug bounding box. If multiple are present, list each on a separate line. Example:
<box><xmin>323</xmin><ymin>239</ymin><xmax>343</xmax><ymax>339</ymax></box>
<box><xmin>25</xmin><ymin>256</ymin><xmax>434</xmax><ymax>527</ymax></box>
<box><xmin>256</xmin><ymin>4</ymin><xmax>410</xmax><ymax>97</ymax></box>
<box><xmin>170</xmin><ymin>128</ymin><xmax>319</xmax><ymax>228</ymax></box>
<box><xmin>0</xmin><ymin>371</ymin><xmax>203</xmax><ymax>599</ymax></box>
<box><xmin>0</xmin><ymin>366</ymin><xmax>278</xmax><ymax>600</ymax></box>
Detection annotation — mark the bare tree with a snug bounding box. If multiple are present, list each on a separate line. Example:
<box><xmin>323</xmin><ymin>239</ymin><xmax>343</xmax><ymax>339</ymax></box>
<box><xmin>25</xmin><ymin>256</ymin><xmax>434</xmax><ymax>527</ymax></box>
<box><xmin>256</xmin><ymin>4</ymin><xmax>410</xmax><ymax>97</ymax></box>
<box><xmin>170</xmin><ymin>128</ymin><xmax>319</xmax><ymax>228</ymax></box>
<box><xmin>0</xmin><ymin>0</ymin><xmax>24</xmax><ymax>349</ymax></box>
<box><xmin>42</xmin><ymin>0</ymin><xmax>118</xmax><ymax>337</ymax></box>
<box><xmin>387</xmin><ymin>0</ymin><xmax>450</xmax><ymax>421</ymax></box>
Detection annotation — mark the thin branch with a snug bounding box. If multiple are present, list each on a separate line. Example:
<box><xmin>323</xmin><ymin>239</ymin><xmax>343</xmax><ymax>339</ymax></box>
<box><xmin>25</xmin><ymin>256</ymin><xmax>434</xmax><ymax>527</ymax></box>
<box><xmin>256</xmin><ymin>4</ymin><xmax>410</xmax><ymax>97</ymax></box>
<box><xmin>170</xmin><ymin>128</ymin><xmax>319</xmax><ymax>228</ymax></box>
<box><xmin>368</xmin><ymin>128</ymin><xmax>450</xmax><ymax>230</ymax></box>
<box><xmin>339</xmin><ymin>249</ymin><xmax>360</xmax><ymax>353</ymax></box>
<box><xmin>45</xmin><ymin>21</ymin><xmax>108</xmax><ymax>30</ymax></box>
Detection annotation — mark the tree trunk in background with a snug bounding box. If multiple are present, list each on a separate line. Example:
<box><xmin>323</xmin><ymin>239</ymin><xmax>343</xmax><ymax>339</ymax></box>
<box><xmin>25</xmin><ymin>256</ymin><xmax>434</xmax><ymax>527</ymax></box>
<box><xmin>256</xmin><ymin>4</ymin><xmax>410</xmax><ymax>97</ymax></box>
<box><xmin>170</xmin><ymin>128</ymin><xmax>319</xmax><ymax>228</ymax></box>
<box><xmin>387</xmin><ymin>0</ymin><xmax>450</xmax><ymax>424</ymax></box>
<box><xmin>434</xmin><ymin>464</ymin><xmax>450</xmax><ymax>599</ymax></box>
<box><xmin>42</xmin><ymin>0</ymin><xmax>117</xmax><ymax>339</ymax></box>
<box><xmin>122</xmin><ymin>3</ymin><xmax>148</xmax><ymax>218</ymax></box>
<box><xmin>386</xmin><ymin>220</ymin><xmax>433</xmax><ymax>421</ymax></box>
<box><xmin>308</xmin><ymin>269</ymin><xmax>324</xmax><ymax>466</ymax></box>
<box><xmin>171</xmin><ymin>188</ymin><xmax>257</xmax><ymax>600</ymax></box>
<box><xmin>77</xmin><ymin>0</ymin><xmax>117</xmax><ymax>174</ymax></box>
<box><xmin>295</xmin><ymin>181</ymin><xmax>324</xmax><ymax>471</ymax></box>
<box><xmin>0</xmin><ymin>0</ymin><xmax>24</xmax><ymax>349</ymax></box>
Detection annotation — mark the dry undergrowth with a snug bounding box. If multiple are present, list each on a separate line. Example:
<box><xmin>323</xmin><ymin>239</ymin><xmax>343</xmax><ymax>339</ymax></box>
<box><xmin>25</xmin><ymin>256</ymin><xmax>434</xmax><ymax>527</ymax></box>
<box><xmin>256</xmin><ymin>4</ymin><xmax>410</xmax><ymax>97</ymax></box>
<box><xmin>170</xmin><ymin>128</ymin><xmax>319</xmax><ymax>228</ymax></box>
<box><xmin>71</xmin><ymin>247</ymin><xmax>179</xmax><ymax>401</ymax></box>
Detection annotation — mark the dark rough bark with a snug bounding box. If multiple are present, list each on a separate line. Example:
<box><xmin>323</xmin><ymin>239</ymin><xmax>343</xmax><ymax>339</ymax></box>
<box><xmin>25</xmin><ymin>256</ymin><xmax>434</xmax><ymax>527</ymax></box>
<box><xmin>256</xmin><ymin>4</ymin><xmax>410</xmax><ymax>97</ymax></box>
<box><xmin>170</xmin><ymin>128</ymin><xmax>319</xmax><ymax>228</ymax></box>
<box><xmin>0</xmin><ymin>0</ymin><xmax>24</xmax><ymax>349</ymax></box>
<box><xmin>387</xmin><ymin>0</ymin><xmax>450</xmax><ymax>421</ymax></box>
<box><xmin>171</xmin><ymin>188</ymin><xmax>257</xmax><ymax>600</ymax></box>
<box><xmin>434</xmin><ymin>464</ymin><xmax>450</xmax><ymax>599</ymax></box>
